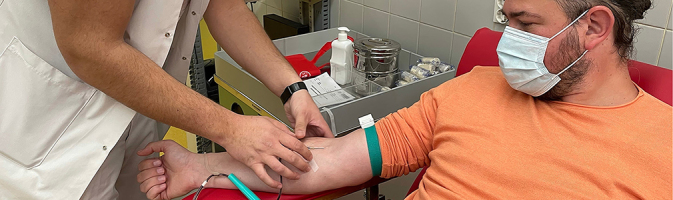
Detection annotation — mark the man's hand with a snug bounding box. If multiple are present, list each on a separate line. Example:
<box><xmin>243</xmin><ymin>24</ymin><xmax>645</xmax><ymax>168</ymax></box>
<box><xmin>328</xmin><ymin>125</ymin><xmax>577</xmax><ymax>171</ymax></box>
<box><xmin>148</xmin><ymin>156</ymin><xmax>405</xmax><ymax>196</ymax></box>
<box><xmin>216</xmin><ymin>115</ymin><xmax>312</xmax><ymax>189</ymax></box>
<box><xmin>137</xmin><ymin>140</ymin><xmax>205</xmax><ymax>200</ymax></box>
<box><xmin>284</xmin><ymin>91</ymin><xmax>334</xmax><ymax>138</ymax></box>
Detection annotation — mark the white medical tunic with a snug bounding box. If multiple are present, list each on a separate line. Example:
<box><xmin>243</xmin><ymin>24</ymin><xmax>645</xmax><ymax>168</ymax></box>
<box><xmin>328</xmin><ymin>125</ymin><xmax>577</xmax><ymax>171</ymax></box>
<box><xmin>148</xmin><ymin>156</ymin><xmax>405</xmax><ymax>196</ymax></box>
<box><xmin>0</xmin><ymin>0</ymin><xmax>210</xmax><ymax>199</ymax></box>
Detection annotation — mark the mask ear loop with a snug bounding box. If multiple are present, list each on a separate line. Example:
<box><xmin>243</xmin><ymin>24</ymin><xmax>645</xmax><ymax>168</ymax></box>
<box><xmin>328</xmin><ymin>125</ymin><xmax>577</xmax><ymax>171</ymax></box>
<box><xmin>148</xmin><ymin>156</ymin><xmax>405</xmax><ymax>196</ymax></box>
<box><xmin>549</xmin><ymin>10</ymin><xmax>590</xmax><ymax>40</ymax></box>
<box><xmin>551</xmin><ymin>9</ymin><xmax>591</xmax><ymax>76</ymax></box>
<box><xmin>557</xmin><ymin>50</ymin><xmax>589</xmax><ymax>75</ymax></box>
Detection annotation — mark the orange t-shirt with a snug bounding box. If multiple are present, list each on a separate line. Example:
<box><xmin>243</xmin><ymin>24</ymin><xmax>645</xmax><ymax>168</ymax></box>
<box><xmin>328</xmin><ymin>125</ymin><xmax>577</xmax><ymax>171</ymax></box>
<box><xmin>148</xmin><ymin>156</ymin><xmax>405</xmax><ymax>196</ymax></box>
<box><xmin>374</xmin><ymin>66</ymin><xmax>672</xmax><ymax>199</ymax></box>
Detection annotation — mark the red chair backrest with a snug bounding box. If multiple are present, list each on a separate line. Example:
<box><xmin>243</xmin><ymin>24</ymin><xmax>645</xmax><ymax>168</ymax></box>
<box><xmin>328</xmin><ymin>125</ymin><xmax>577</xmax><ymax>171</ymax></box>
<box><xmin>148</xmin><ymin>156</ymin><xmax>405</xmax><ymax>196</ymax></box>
<box><xmin>407</xmin><ymin>27</ymin><xmax>673</xmax><ymax>197</ymax></box>
<box><xmin>455</xmin><ymin>28</ymin><xmax>503</xmax><ymax>77</ymax></box>
<box><xmin>627</xmin><ymin>60</ymin><xmax>673</xmax><ymax>105</ymax></box>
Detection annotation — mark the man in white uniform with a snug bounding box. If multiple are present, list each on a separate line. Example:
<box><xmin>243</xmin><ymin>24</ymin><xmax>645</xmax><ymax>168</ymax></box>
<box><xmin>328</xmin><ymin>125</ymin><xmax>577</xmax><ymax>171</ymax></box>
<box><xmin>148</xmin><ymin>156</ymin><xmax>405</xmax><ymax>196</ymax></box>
<box><xmin>0</xmin><ymin>0</ymin><xmax>331</xmax><ymax>199</ymax></box>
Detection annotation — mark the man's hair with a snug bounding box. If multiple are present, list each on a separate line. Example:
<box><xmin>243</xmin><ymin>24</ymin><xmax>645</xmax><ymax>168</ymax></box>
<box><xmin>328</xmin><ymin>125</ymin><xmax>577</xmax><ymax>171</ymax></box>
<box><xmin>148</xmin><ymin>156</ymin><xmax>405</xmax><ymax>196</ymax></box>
<box><xmin>554</xmin><ymin>0</ymin><xmax>652</xmax><ymax>61</ymax></box>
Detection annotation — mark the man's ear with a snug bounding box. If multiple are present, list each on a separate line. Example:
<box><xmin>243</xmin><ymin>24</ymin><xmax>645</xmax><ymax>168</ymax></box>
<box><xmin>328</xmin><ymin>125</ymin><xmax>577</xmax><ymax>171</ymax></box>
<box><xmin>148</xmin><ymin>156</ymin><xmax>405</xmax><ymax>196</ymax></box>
<box><xmin>583</xmin><ymin>6</ymin><xmax>615</xmax><ymax>50</ymax></box>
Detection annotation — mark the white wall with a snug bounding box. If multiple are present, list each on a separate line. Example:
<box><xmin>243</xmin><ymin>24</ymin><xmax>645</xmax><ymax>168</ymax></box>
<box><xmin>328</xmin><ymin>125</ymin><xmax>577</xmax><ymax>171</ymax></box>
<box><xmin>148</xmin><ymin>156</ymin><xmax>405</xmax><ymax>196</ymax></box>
<box><xmin>634</xmin><ymin>0</ymin><xmax>672</xmax><ymax>69</ymax></box>
<box><xmin>329</xmin><ymin>0</ymin><xmax>673</xmax><ymax>69</ymax></box>
<box><xmin>247</xmin><ymin>0</ymin><xmax>303</xmax><ymax>25</ymax></box>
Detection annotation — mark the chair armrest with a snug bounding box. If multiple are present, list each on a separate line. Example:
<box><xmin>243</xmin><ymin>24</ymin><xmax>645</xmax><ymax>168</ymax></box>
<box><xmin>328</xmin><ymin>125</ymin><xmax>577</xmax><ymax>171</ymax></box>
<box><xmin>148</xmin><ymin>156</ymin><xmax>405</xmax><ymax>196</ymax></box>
<box><xmin>183</xmin><ymin>177</ymin><xmax>390</xmax><ymax>200</ymax></box>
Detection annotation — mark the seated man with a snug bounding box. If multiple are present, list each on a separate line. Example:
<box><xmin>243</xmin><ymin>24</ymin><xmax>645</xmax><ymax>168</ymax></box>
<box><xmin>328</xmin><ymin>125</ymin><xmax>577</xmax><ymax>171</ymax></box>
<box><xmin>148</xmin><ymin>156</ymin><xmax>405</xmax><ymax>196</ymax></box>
<box><xmin>136</xmin><ymin>0</ymin><xmax>672</xmax><ymax>199</ymax></box>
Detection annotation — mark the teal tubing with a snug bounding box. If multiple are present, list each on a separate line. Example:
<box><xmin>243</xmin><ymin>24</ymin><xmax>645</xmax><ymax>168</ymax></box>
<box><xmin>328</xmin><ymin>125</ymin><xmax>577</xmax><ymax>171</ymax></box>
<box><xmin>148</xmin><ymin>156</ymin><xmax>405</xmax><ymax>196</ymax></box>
<box><xmin>228</xmin><ymin>174</ymin><xmax>261</xmax><ymax>200</ymax></box>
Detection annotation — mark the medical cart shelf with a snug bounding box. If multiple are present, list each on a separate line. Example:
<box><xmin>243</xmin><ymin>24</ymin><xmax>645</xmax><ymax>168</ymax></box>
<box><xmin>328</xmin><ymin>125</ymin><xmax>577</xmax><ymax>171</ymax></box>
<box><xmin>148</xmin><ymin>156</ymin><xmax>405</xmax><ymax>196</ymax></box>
<box><xmin>214</xmin><ymin>28</ymin><xmax>457</xmax><ymax>136</ymax></box>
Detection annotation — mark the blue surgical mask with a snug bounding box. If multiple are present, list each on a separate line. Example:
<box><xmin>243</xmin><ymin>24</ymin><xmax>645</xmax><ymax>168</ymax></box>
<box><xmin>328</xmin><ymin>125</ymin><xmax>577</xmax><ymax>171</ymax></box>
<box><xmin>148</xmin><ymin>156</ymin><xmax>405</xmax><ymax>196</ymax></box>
<box><xmin>496</xmin><ymin>10</ymin><xmax>589</xmax><ymax>97</ymax></box>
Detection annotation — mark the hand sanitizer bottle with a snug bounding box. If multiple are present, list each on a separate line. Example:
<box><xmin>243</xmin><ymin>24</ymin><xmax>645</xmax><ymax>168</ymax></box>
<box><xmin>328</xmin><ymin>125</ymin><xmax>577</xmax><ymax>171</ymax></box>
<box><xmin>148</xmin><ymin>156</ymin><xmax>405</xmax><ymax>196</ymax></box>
<box><xmin>330</xmin><ymin>27</ymin><xmax>354</xmax><ymax>85</ymax></box>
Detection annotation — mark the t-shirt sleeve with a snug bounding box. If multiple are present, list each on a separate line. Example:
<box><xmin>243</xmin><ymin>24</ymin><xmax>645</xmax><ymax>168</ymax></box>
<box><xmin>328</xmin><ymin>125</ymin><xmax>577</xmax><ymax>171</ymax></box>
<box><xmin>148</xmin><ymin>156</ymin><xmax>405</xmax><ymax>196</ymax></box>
<box><xmin>374</xmin><ymin>88</ymin><xmax>439</xmax><ymax>178</ymax></box>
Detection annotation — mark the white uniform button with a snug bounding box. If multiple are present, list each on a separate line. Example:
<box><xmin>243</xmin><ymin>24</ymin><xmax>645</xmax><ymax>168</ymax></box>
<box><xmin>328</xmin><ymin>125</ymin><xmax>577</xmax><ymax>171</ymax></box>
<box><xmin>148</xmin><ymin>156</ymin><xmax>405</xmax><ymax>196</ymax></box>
<box><xmin>165</xmin><ymin>33</ymin><xmax>171</xmax><ymax>37</ymax></box>
<box><xmin>192</xmin><ymin>11</ymin><xmax>197</xmax><ymax>15</ymax></box>
<box><xmin>103</xmin><ymin>146</ymin><xmax>107</xmax><ymax>150</ymax></box>
<box><xmin>182</xmin><ymin>57</ymin><xmax>187</xmax><ymax>60</ymax></box>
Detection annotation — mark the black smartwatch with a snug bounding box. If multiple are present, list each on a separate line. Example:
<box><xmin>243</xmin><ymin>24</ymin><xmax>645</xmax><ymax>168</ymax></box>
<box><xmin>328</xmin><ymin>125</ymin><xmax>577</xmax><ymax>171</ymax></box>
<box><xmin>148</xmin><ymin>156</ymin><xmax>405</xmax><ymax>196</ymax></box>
<box><xmin>280</xmin><ymin>82</ymin><xmax>308</xmax><ymax>105</ymax></box>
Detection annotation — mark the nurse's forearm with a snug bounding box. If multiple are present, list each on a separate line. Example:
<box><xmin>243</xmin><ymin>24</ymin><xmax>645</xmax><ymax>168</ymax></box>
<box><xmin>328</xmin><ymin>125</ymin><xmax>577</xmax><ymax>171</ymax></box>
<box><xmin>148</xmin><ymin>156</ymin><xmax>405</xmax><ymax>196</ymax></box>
<box><xmin>64</xmin><ymin>43</ymin><xmax>240</xmax><ymax>143</ymax></box>
<box><xmin>49</xmin><ymin>0</ymin><xmax>241</xmax><ymax>144</ymax></box>
<box><xmin>204</xmin><ymin>0</ymin><xmax>300</xmax><ymax>96</ymax></box>
<box><xmin>200</xmin><ymin>129</ymin><xmax>372</xmax><ymax>194</ymax></box>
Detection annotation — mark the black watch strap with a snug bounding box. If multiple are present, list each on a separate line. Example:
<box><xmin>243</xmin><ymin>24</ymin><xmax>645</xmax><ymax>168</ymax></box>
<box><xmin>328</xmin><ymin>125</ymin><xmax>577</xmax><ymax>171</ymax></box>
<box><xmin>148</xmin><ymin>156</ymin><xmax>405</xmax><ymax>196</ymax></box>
<box><xmin>281</xmin><ymin>82</ymin><xmax>308</xmax><ymax>104</ymax></box>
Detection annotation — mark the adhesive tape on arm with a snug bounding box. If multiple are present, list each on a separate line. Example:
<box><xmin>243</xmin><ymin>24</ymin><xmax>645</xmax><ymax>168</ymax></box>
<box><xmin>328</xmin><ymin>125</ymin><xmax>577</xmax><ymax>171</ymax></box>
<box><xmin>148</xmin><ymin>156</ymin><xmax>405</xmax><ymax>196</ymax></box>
<box><xmin>309</xmin><ymin>159</ymin><xmax>319</xmax><ymax>172</ymax></box>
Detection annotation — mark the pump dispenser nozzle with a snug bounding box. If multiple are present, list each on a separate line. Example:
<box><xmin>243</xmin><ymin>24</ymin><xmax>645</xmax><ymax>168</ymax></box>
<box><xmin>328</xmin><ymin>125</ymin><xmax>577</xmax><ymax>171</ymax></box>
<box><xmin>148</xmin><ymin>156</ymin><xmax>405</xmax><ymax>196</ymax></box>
<box><xmin>337</xmin><ymin>27</ymin><xmax>350</xmax><ymax>41</ymax></box>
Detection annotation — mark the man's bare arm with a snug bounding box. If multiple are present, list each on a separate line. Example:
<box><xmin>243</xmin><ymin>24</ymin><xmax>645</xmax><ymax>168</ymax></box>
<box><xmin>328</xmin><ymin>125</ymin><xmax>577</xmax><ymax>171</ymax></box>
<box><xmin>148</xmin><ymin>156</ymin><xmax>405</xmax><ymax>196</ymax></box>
<box><xmin>137</xmin><ymin>129</ymin><xmax>373</xmax><ymax>198</ymax></box>
<box><xmin>206</xmin><ymin>129</ymin><xmax>373</xmax><ymax>193</ymax></box>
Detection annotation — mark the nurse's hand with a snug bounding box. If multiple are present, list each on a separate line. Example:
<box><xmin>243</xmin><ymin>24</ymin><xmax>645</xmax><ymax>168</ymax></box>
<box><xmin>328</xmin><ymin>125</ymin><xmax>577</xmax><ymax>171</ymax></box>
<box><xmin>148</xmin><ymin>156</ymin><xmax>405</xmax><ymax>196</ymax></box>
<box><xmin>284</xmin><ymin>90</ymin><xmax>334</xmax><ymax>138</ymax></box>
<box><xmin>217</xmin><ymin>115</ymin><xmax>312</xmax><ymax>189</ymax></box>
<box><xmin>137</xmin><ymin>140</ymin><xmax>204</xmax><ymax>200</ymax></box>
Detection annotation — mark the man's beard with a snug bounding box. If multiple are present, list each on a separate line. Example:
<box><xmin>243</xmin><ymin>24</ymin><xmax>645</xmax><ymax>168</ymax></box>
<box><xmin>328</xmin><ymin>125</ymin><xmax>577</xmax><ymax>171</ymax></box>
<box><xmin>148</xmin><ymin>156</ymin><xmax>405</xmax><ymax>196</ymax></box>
<box><xmin>536</xmin><ymin>27</ymin><xmax>591</xmax><ymax>101</ymax></box>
